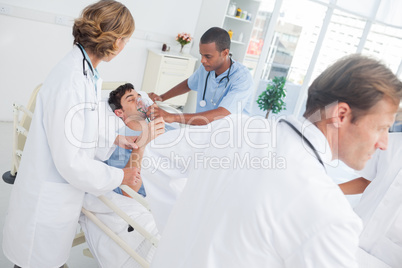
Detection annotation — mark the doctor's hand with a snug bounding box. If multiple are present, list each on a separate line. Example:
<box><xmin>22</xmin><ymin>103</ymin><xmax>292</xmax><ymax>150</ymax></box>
<box><xmin>146</xmin><ymin>104</ymin><xmax>175</xmax><ymax>123</ymax></box>
<box><xmin>148</xmin><ymin>92</ymin><xmax>163</xmax><ymax>102</ymax></box>
<box><xmin>135</xmin><ymin>116</ymin><xmax>165</xmax><ymax>148</ymax></box>
<box><xmin>115</xmin><ymin>135</ymin><xmax>139</xmax><ymax>150</ymax></box>
<box><xmin>122</xmin><ymin>167</ymin><xmax>141</xmax><ymax>187</ymax></box>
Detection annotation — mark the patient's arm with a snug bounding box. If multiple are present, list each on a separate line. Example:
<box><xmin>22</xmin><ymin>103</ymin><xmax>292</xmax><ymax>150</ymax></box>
<box><xmin>338</xmin><ymin>177</ymin><xmax>371</xmax><ymax>195</ymax></box>
<box><xmin>121</xmin><ymin>117</ymin><xmax>165</xmax><ymax>198</ymax></box>
<box><xmin>114</xmin><ymin>135</ymin><xmax>139</xmax><ymax>149</ymax></box>
<box><xmin>121</xmin><ymin>149</ymin><xmax>145</xmax><ymax>197</ymax></box>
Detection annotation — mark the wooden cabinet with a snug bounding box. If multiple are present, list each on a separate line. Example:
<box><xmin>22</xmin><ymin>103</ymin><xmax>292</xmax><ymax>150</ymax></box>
<box><xmin>141</xmin><ymin>48</ymin><xmax>197</xmax><ymax>107</ymax></box>
<box><xmin>223</xmin><ymin>0</ymin><xmax>261</xmax><ymax>62</ymax></box>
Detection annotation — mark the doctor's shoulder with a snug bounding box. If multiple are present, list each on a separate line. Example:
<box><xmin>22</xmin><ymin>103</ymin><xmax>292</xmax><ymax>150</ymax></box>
<box><xmin>42</xmin><ymin>49</ymin><xmax>84</xmax><ymax>86</ymax></box>
<box><xmin>229</xmin><ymin>61</ymin><xmax>253</xmax><ymax>86</ymax></box>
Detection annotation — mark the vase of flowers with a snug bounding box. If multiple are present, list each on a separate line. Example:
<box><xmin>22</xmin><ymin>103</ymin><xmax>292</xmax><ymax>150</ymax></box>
<box><xmin>176</xmin><ymin>32</ymin><xmax>192</xmax><ymax>53</ymax></box>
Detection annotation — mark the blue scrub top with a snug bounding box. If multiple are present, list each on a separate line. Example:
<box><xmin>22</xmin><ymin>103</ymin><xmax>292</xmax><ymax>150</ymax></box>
<box><xmin>107</xmin><ymin>123</ymin><xmax>178</xmax><ymax>197</ymax></box>
<box><xmin>106</xmin><ymin>127</ymin><xmax>146</xmax><ymax>197</ymax></box>
<box><xmin>187</xmin><ymin>60</ymin><xmax>254</xmax><ymax>115</ymax></box>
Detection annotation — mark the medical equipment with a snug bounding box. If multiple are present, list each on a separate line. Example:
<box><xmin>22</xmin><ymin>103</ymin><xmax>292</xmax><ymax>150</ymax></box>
<box><xmin>137</xmin><ymin>97</ymin><xmax>151</xmax><ymax>122</ymax></box>
<box><xmin>77</xmin><ymin>43</ymin><xmax>98</xmax><ymax>112</ymax></box>
<box><xmin>77</xmin><ymin>43</ymin><xmax>94</xmax><ymax>77</ymax></box>
<box><xmin>2</xmin><ymin>84</ymin><xmax>41</xmax><ymax>184</ymax></box>
<box><xmin>280</xmin><ymin>119</ymin><xmax>325</xmax><ymax>169</ymax></box>
<box><xmin>200</xmin><ymin>57</ymin><xmax>233</xmax><ymax>107</ymax></box>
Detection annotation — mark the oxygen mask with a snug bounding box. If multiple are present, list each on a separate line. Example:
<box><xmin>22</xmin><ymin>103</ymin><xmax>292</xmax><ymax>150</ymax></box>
<box><xmin>136</xmin><ymin>97</ymin><xmax>151</xmax><ymax>122</ymax></box>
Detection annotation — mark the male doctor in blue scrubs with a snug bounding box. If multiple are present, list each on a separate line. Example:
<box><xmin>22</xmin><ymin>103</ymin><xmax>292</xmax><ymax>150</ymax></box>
<box><xmin>147</xmin><ymin>27</ymin><xmax>254</xmax><ymax>125</ymax></box>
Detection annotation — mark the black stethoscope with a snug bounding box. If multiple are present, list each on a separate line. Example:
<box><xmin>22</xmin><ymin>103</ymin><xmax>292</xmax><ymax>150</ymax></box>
<box><xmin>280</xmin><ymin>119</ymin><xmax>326</xmax><ymax>171</ymax></box>
<box><xmin>77</xmin><ymin>43</ymin><xmax>94</xmax><ymax>77</ymax></box>
<box><xmin>77</xmin><ymin>43</ymin><xmax>97</xmax><ymax>111</ymax></box>
<box><xmin>200</xmin><ymin>57</ymin><xmax>233</xmax><ymax>107</ymax></box>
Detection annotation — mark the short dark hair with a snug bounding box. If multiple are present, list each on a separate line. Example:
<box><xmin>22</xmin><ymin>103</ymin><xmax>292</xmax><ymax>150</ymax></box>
<box><xmin>108</xmin><ymin>83</ymin><xmax>134</xmax><ymax>111</ymax></box>
<box><xmin>304</xmin><ymin>54</ymin><xmax>402</xmax><ymax>122</ymax></box>
<box><xmin>200</xmin><ymin>27</ymin><xmax>231</xmax><ymax>52</ymax></box>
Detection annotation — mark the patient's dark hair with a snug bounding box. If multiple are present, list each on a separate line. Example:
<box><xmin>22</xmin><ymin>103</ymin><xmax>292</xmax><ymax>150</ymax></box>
<box><xmin>108</xmin><ymin>83</ymin><xmax>134</xmax><ymax>111</ymax></box>
<box><xmin>200</xmin><ymin>27</ymin><xmax>230</xmax><ymax>52</ymax></box>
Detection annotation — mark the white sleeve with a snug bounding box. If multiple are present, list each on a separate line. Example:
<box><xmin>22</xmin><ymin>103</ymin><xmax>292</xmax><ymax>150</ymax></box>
<box><xmin>284</xmin><ymin>220</ymin><xmax>361</xmax><ymax>267</ymax></box>
<box><xmin>95</xmin><ymin>99</ymin><xmax>120</xmax><ymax>161</ymax></box>
<box><xmin>44</xmin><ymin>89</ymin><xmax>123</xmax><ymax>196</ymax></box>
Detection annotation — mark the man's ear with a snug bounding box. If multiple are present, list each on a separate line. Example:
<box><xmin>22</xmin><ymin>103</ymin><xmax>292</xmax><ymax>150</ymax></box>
<box><xmin>221</xmin><ymin>48</ymin><xmax>230</xmax><ymax>58</ymax></box>
<box><xmin>114</xmin><ymin>109</ymin><xmax>124</xmax><ymax>118</ymax></box>
<box><xmin>331</xmin><ymin>102</ymin><xmax>351</xmax><ymax>128</ymax></box>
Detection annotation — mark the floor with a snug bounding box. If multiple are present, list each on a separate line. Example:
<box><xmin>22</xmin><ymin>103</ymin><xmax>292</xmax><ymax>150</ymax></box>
<box><xmin>0</xmin><ymin>121</ymin><xmax>98</xmax><ymax>268</ymax></box>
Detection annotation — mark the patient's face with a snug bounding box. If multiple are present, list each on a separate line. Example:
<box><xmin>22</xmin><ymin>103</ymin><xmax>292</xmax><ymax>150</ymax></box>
<box><xmin>118</xmin><ymin>89</ymin><xmax>146</xmax><ymax>121</ymax></box>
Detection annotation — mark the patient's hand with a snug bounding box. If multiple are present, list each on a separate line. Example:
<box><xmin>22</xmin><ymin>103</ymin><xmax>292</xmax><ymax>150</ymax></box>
<box><xmin>147</xmin><ymin>104</ymin><xmax>175</xmax><ymax>123</ymax></box>
<box><xmin>122</xmin><ymin>167</ymin><xmax>141</xmax><ymax>187</ymax></box>
<box><xmin>135</xmin><ymin>116</ymin><xmax>165</xmax><ymax>148</ymax></box>
<box><xmin>122</xmin><ymin>177</ymin><xmax>143</xmax><ymax>198</ymax></box>
<box><xmin>115</xmin><ymin>135</ymin><xmax>139</xmax><ymax>149</ymax></box>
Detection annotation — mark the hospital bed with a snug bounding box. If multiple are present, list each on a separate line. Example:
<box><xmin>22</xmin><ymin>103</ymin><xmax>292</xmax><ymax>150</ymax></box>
<box><xmin>2</xmin><ymin>84</ymin><xmax>41</xmax><ymax>184</ymax></box>
<box><xmin>1</xmin><ymin>82</ymin><xmax>182</xmax><ymax>268</ymax></box>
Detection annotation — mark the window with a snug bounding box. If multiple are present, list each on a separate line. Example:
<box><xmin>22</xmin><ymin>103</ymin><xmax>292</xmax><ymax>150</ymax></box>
<box><xmin>311</xmin><ymin>9</ymin><xmax>366</xmax><ymax>82</ymax></box>
<box><xmin>247</xmin><ymin>0</ymin><xmax>402</xmax><ymax>119</ymax></box>
<box><xmin>249</xmin><ymin>0</ymin><xmax>327</xmax><ymax>84</ymax></box>
<box><xmin>364</xmin><ymin>23</ymin><xmax>402</xmax><ymax>73</ymax></box>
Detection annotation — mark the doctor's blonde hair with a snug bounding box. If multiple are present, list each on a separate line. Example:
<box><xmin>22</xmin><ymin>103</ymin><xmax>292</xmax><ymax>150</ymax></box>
<box><xmin>73</xmin><ymin>0</ymin><xmax>134</xmax><ymax>59</ymax></box>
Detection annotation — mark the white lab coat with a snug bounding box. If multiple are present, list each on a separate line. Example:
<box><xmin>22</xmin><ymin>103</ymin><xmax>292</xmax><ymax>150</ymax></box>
<box><xmin>3</xmin><ymin>46</ymin><xmax>123</xmax><ymax>268</ymax></box>
<box><xmin>142</xmin><ymin>114</ymin><xmax>362</xmax><ymax>268</ymax></box>
<box><xmin>355</xmin><ymin>133</ymin><xmax>402</xmax><ymax>267</ymax></box>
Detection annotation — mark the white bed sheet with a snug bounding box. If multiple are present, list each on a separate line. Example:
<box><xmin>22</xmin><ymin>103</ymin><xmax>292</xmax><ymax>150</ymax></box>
<box><xmin>80</xmin><ymin>191</ymin><xmax>160</xmax><ymax>268</ymax></box>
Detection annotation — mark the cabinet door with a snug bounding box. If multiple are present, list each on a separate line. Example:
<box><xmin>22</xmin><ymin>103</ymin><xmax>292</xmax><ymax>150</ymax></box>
<box><xmin>156</xmin><ymin>70</ymin><xmax>189</xmax><ymax>106</ymax></box>
<box><xmin>161</xmin><ymin>57</ymin><xmax>191</xmax><ymax>71</ymax></box>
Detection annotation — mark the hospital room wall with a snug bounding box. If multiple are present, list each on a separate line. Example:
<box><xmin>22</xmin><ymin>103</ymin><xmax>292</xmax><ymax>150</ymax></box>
<box><xmin>0</xmin><ymin>0</ymin><xmax>222</xmax><ymax>122</ymax></box>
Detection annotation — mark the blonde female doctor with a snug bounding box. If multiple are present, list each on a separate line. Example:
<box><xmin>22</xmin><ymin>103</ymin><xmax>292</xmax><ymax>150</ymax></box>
<box><xmin>3</xmin><ymin>1</ymin><xmax>138</xmax><ymax>267</ymax></box>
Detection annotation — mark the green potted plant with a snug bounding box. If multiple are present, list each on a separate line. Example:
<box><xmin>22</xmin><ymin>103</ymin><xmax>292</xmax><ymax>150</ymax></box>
<box><xmin>256</xmin><ymin>76</ymin><xmax>287</xmax><ymax>119</ymax></box>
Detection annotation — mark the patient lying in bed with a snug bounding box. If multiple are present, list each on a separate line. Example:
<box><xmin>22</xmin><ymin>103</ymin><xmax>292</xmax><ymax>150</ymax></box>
<box><xmin>79</xmin><ymin>84</ymin><xmax>164</xmax><ymax>267</ymax></box>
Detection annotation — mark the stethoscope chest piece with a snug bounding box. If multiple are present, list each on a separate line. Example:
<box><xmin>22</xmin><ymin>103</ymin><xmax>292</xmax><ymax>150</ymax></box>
<box><xmin>201</xmin><ymin>57</ymin><xmax>233</xmax><ymax>107</ymax></box>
